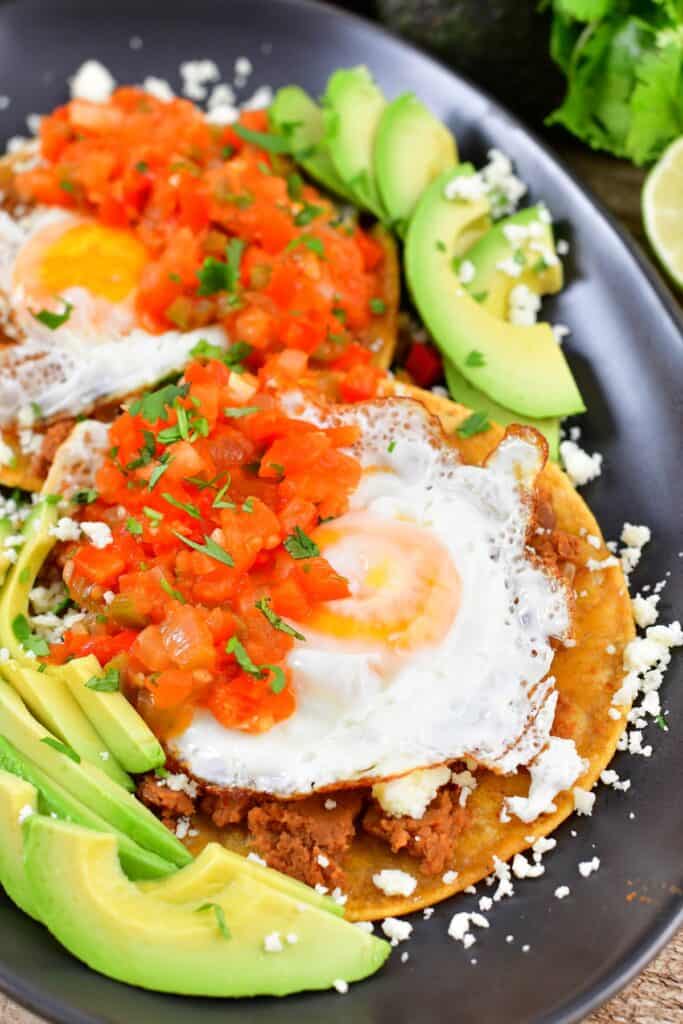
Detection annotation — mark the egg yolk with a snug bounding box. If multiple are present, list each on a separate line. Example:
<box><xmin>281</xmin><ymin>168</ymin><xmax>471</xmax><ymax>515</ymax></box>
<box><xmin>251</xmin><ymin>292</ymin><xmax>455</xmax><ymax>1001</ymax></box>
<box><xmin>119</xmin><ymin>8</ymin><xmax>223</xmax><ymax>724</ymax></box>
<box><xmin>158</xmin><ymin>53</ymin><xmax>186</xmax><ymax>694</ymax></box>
<box><xmin>306</xmin><ymin>517</ymin><xmax>460</xmax><ymax>652</ymax></box>
<box><xmin>14</xmin><ymin>220</ymin><xmax>147</xmax><ymax>306</ymax></box>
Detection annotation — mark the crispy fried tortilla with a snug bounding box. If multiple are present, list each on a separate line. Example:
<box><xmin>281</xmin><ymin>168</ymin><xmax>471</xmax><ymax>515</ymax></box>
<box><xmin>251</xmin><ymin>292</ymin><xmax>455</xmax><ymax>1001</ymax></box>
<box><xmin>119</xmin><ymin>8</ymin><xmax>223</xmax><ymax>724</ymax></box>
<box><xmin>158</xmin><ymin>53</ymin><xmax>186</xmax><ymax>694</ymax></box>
<box><xmin>179</xmin><ymin>385</ymin><xmax>634</xmax><ymax>920</ymax></box>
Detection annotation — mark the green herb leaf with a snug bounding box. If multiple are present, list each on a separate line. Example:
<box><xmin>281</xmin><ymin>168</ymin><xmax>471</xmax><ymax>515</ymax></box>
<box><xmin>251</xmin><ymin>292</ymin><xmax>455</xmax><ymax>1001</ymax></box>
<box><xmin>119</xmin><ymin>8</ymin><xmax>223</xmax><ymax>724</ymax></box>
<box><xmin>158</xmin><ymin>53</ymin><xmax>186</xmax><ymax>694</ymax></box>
<box><xmin>465</xmin><ymin>350</ymin><xmax>486</xmax><ymax>368</ymax></box>
<box><xmin>143</xmin><ymin>506</ymin><xmax>164</xmax><ymax>522</ymax></box>
<box><xmin>195</xmin><ymin>902</ymin><xmax>231</xmax><ymax>939</ymax></box>
<box><xmin>12</xmin><ymin>614</ymin><xmax>49</xmax><ymax>656</ymax></box>
<box><xmin>224</xmin><ymin>406</ymin><xmax>259</xmax><ymax>419</ymax></box>
<box><xmin>225</xmin><ymin>238</ymin><xmax>245</xmax><ymax>293</ymax></box>
<box><xmin>190</xmin><ymin>338</ymin><xmax>252</xmax><ymax>373</ymax></box>
<box><xmin>286</xmin><ymin>172</ymin><xmax>303</xmax><ymax>200</ymax></box>
<box><xmin>472</xmin><ymin>290</ymin><xmax>489</xmax><ymax>304</ymax></box>
<box><xmin>255</xmin><ymin>596</ymin><xmax>306</xmax><ymax>641</ymax></box>
<box><xmin>41</xmin><ymin>736</ymin><xmax>81</xmax><ymax>763</ymax></box>
<box><xmin>226</xmin><ymin>635</ymin><xmax>262</xmax><ymax>676</ymax></box>
<box><xmin>456</xmin><ymin>410</ymin><xmax>491</xmax><ymax>438</ymax></box>
<box><xmin>264</xmin><ymin>664</ymin><xmax>286</xmax><ymax>694</ymax></box>
<box><xmin>294</xmin><ymin>203</ymin><xmax>324</xmax><ymax>227</ymax></box>
<box><xmin>162</xmin><ymin>492</ymin><xmax>201</xmax><ymax>519</ymax></box>
<box><xmin>85</xmin><ymin>666</ymin><xmax>120</xmax><ymax>692</ymax></box>
<box><xmin>172</xmin><ymin>531</ymin><xmax>234</xmax><ymax>566</ymax></box>
<box><xmin>387</xmin><ymin>440</ymin><xmax>397</xmax><ymax>453</ymax></box>
<box><xmin>232</xmin><ymin>123</ymin><xmax>291</xmax><ymax>154</ymax></box>
<box><xmin>72</xmin><ymin>489</ymin><xmax>98</xmax><ymax>505</ymax></box>
<box><xmin>369</xmin><ymin>297</ymin><xmax>386</xmax><ymax>315</ymax></box>
<box><xmin>32</xmin><ymin>300</ymin><xmax>73</xmax><ymax>330</ymax></box>
<box><xmin>655</xmin><ymin>713</ymin><xmax>668</xmax><ymax>731</ymax></box>
<box><xmin>283</xmin><ymin>526</ymin><xmax>320</xmax><ymax>560</ymax></box>
<box><xmin>159</xmin><ymin>576</ymin><xmax>186</xmax><ymax>603</ymax></box>
<box><xmin>286</xmin><ymin>234</ymin><xmax>325</xmax><ymax>259</ymax></box>
<box><xmin>126</xmin><ymin>517</ymin><xmax>143</xmax><ymax>536</ymax></box>
<box><xmin>196</xmin><ymin>256</ymin><xmax>231</xmax><ymax>296</ymax></box>
<box><xmin>135</xmin><ymin>160</ymin><xmax>149</xmax><ymax>173</ymax></box>
<box><xmin>148</xmin><ymin>457</ymin><xmax>173</xmax><ymax>490</ymax></box>
<box><xmin>129</xmin><ymin>382</ymin><xmax>189</xmax><ymax>424</ymax></box>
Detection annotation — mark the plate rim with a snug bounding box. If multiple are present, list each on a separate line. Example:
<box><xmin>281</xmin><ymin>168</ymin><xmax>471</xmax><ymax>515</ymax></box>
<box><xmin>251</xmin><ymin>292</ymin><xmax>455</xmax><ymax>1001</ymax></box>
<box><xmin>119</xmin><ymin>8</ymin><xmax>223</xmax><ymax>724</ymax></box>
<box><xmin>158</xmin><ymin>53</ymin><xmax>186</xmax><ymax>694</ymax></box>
<box><xmin>0</xmin><ymin>1</ymin><xmax>681</xmax><ymax>1021</ymax></box>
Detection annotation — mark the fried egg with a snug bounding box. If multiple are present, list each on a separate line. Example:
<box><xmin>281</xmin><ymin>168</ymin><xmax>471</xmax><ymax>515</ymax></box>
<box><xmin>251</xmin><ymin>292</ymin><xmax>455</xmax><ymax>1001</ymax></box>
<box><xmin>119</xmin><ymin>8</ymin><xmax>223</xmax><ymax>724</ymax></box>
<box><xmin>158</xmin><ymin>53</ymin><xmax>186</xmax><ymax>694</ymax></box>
<box><xmin>0</xmin><ymin>206</ymin><xmax>227</xmax><ymax>424</ymax></box>
<box><xmin>172</xmin><ymin>399</ymin><xmax>572</xmax><ymax>797</ymax></box>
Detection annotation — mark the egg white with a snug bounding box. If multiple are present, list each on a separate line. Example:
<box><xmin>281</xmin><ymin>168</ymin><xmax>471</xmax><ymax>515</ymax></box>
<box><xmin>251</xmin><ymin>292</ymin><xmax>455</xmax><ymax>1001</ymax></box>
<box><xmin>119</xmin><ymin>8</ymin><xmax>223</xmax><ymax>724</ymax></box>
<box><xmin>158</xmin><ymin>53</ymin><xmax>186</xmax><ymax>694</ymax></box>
<box><xmin>0</xmin><ymin>206</ymin><xmax>229</xmax><ymax>425</ymax></box>
<box><xmin>172</xmin><ymin>398</ymin><xmax>571</xmax><ymax>796</ymax></box>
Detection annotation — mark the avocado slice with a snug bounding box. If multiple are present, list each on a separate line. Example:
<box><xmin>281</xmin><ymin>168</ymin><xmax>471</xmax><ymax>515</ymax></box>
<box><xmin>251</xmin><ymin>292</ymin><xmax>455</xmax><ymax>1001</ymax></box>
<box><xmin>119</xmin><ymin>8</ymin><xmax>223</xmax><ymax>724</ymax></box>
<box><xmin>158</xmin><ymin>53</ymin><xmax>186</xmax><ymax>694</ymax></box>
<box><xmin>323</xmin><ymin>67</ymin><xmax>387</xmax><ymax>218</ymax></box>
<box><xmin>0</xmin><ymin>769</ymin><xmax>40</xmax><ymax>920</ymax></box>
<box><xmin>0</xmin><ymin>500</ymin><xmax>131</xmax><ymax>789</ymax></box>
<box><xmin>374</xmin><ymin>93</ymin><xmax>458</xmax><ymax>233</ymax></box>
<box><xmin>25</xmin><ymin>817</ymin><xmax>390</xmax><ymax>997</ymax></box>
<box><xmin>405</xmin><ymin>168</ymin><xmax>586</xmax><ymax>418</ymax></box>
<box><xmin>0</xmin><ymin>659</ymin><xmax>133</xmax><ymax>790</ymax></box>
<box><xmin>457</xmin><ymin>205</ymin><xmax>563</xmax><ymax>319</ymax></box>
<box><xmin>140</xmin><ymin>841</ymin><xmax>343</xmax><ymax>917</ymax></box>
<box><xmin>58</xmin><ymin>656</ymin><xmax>164</xmax><ymax>774</ymax></box>
<box><xmin>0</xmin><ymin>516</ymin><xmax>15</xmax><ymax>588</ymax></box>
<box><xmin>0</xmin><ymin>677</ymin><xmax>190</xmax><ymax>868</ymax></box>
<box><xmin>444</xmin><ymin>204</ymin><xmax>564</xmax><ymax>459</ymax></box>
<box><xmin>269</xmin><ymin>85</ymin><xmax>353</xmax><ymax>201</ymax></box>
<box><xmin>0</xmin><ymin>735</ymin><xmax>176</xmax><ymax>881</ymax></box>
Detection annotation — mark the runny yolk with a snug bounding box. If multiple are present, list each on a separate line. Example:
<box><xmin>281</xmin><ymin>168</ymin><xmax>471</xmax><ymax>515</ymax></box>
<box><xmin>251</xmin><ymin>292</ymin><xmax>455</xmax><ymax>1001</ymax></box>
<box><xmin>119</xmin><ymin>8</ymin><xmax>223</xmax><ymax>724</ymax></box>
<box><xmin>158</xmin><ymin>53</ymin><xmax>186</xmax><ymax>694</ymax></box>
<box><xmin>17</xmin><ymin>220</ymin><xmax>148</xmax><ymax>304</ymax></box>
<box><xmin>305</xmin><ymin>516</ymin><xmax>460</xmax><ymax>652</ymax></box>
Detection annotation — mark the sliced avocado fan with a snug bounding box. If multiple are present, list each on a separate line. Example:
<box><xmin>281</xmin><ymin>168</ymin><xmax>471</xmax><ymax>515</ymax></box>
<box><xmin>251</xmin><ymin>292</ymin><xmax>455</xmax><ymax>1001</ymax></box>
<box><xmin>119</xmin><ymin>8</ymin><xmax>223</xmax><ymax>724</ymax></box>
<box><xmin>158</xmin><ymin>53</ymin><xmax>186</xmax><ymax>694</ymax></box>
<box><xmin>405</xmin><ymin>167</ymin><xmax>585</xmax><ymax>419</ymax></box>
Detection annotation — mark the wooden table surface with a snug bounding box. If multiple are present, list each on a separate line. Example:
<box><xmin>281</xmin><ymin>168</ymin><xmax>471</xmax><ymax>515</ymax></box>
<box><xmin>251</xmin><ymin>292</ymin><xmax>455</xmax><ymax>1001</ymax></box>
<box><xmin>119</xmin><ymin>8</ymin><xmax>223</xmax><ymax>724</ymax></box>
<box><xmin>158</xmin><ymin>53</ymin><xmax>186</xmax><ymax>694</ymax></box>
<box><xmin>0</xmin><ymin>144</ymin><xmax>681</xmax><ymax>1024</ymax></box>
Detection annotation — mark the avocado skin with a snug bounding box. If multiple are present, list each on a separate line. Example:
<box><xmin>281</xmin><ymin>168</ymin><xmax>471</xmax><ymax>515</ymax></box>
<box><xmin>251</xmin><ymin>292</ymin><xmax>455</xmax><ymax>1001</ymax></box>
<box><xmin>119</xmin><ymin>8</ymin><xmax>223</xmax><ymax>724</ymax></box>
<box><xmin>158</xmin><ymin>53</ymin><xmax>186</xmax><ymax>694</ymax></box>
<box><xmin>0</xmin><ymin>677</ymin><xmax>191</xmax><ymax>868</ymax></box>
<box><xmin>375</xmin><ymin>0</ymin><xmax>563</xmax><ymax>120</ymax></box>
<box><xmin>25</xmin><ymin>817</ymin><xmax>391</xmax><ymax>997</ymax></box>
<box><xmin>0</xmin><ymin>735</ymin><xmax>176</xmax><ymax>881</ymax></box>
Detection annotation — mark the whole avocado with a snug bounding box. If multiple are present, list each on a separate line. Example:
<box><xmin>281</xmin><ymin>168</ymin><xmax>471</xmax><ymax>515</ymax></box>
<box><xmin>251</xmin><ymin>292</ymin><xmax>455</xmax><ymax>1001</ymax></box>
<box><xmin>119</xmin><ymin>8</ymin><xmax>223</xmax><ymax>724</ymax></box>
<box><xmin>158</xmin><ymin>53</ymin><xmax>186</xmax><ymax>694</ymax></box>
<box><xmin>374</xmin><ymin>0</ymin><xmax>563</xmax><ymax>119</ymax></box>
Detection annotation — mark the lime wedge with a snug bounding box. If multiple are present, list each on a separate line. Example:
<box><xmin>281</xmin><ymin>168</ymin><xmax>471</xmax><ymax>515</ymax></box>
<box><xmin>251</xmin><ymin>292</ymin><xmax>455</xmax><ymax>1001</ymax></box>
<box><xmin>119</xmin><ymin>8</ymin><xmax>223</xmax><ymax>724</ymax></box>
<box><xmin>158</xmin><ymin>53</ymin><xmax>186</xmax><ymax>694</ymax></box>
<box><xmin>642</xmin><ymin>135</ymin><xmax>683</xmax><ymax>288</ymax></box>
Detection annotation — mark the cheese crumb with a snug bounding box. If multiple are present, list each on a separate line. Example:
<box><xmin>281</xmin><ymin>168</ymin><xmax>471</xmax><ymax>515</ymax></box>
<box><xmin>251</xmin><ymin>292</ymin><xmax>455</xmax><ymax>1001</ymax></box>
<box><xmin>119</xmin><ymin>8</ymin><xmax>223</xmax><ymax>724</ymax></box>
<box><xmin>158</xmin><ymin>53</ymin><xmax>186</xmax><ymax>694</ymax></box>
<box><xmin>247</xmin><ymin>852</ymin><xmax>266</xmax><ymax>866</ymax></box>
<box><xmin>381</xmin><ymin>917</ymin><xmax>413</xmax><ymax>944</ymax></box>
<box><xmin>632</xmin><ymin>593</ymin><xmax>660</xmax><ymax>629</ymax></box>
<box><xmin>578</xmin><ymin>856</ymin><xmax>600</xmax><ymax>878</ymax></box>
<box><xmin>372</xmin><ymin>869</ymin><xmax>417</xmax><ymax>897</ymax></box>
<box><xmin>560</xmin><ymin>440</ymin><xmax>603</xmax><ymax>487</ymax></box>
<box><xmin>70</xmin><ymin>60</ymin><xmax>116</xmax><ymax>102</ymax></box>
<box><xmin>554</xmin><ymin>885</ymin><xmax>570</xmax><ymax>899</ymax></box>
<box><xmin>49</xmin><ymin>517</ymin><xmax>81</xmax><ymax>542</ymax></box>
<box><xmin>372</xmin><ymin>764</ymin><xmax>451</xmax><ymax>820</ymax></box>
<box><xmin>333</xmin><ymin>979</ymin><xmax>348</xmax><ymax>994</ymax></box>
<box><xmin>508</xmin><ymin>284</ymin><xmax>541</xmax><ymax>326</ymax></box>
<box><xmin>316</xmin><ymin>853</ymin><xmax>329</xmax><ymax>868</ymax></box>
<box><xmin>18</xmin><ymin>804</ymin><xmax>33</xmax><ymax>824</ymax></box>
<box><xmin>621</xmin><ymin>523</ymin><xmax>651</xmax><ymax>549</ymax></box>
<box><xmin>442</xmin><ymin>870</ymin><xmax>458</xmax><ymax>885</ymax></box>
<box><xmin>80</xmin><ymin>521</ymin><xmax>113</xmax><ymax>549</ymax></box>
<box><xmin>573</xmin><ymin>787</ymin><xmax>595</xmax><ymax>816</ymax></box>
<box><xmin>324</xmin><ymin>798</ymin><xmax>337</xmax><ymax>810</ymax></box>
<box><xmin>263</xmin><ymin>931</ymin><xmax>283</xmax><ymax>953</ymax></box>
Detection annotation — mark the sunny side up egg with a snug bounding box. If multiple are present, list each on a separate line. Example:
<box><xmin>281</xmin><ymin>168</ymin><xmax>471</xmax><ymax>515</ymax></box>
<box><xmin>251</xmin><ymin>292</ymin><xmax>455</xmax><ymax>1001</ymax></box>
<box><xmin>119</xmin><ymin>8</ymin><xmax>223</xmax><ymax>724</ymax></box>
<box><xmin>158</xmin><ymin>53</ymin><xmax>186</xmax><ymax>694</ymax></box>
<box><xmin>172</xmin><ymin>399</ymin><xmax>572</xmax><ymax>797</ymax></box>
<box><xmin>0</xmin><ymin>206</ymin><xmax>227</xmax><ymax>424</ymax></box>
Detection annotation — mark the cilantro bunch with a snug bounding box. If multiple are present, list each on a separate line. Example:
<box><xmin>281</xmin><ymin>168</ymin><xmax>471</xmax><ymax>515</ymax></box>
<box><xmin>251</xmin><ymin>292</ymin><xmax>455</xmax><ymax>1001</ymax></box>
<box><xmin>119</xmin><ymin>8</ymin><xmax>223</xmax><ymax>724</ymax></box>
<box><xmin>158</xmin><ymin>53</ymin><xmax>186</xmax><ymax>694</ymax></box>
<box><xmin>546</xmin><ymin>0</ymin><xmax>683</xmax><ymax>165</ymax></box>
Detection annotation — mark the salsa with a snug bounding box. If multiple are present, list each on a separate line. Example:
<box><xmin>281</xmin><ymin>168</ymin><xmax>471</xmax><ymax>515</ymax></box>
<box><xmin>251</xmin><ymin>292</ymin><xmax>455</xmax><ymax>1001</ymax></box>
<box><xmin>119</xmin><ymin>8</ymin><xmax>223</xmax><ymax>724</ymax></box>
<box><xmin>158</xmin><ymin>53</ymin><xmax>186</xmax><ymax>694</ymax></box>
<box><xmin>48</xmin><ymin>351</ymin><xmax>365</xmax><ymax>738</ymax></box>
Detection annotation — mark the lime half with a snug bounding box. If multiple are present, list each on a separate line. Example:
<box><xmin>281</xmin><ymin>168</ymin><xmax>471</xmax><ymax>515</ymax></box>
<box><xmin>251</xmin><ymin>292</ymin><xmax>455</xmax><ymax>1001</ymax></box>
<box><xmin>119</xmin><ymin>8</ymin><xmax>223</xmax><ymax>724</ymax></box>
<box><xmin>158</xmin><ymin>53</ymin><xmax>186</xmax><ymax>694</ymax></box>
<box><xmin>642</xmin><ymin>135</ymin><xmax>683</xmax><ymax>289</ymax></box>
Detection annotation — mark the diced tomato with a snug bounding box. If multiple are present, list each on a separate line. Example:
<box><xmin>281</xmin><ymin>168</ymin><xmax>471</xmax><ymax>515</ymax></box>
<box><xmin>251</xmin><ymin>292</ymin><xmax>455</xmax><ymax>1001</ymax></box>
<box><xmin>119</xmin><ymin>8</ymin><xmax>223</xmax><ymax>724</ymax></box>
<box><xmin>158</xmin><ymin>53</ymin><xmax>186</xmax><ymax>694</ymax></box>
<box><xmin>71</xmin><ymin>545</ymin><xmax>127</xmax><ymax>586</ymax></box>
<box><xmin>405</xmin><ymin>341</ymin><xmax>443</xmax><ymax>388</ymax></box>
<box><xmin>294</xmin><ymin>557</ymin><xmax>351</xmax><ymax>602</ymax></box>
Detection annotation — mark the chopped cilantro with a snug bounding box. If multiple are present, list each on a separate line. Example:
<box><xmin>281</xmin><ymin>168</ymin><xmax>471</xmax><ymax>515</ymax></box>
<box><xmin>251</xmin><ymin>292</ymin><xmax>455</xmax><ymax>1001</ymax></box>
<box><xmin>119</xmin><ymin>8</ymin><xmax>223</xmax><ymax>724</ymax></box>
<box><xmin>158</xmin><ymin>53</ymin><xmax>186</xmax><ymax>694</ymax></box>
<box><xmin>283</xmin><ymin>526</ymin><xmax>320</xmax><ymax>560</ymax></box>
<box><xmin>135</xmin><ymin>160</ymin><xmax>149</xmax><ymax>173</ymax></box>
<box><xmin>294</xmin><ymin>202</ymin><xmax>324</xmax><ymax>227</ymax></box>
<box><xmin>32</xmin><ymin>300</ymin><xmax>73</xmax><ymax>330</ymax></box>
<box><xmin>52</xmin><ymin>596</ymin><xmax>73</xmax><ymax>616</ymax></box>
<box><xmin>387</xmin><ymin>440</ymin><xmax>397</xmax><ymax>453</ymax></box>
<box><xmin>286</xmin><ymin>172</ymin><xmax>303</xmax><ymax>200</ymax></box>
<box><xmin>225</xmin><ymin>238</ymin><xmax>245</xmax><ymax>293</ymax></box>
<box><xmin>148</xmin><ymin>455</ymin><xmax>173</xmax><ymax>490</ymax></box>
<box><xmin>72</xmin><ymin>489</ymin><xmax>98</xmax><ymax>505</ymax></box>
<box><xmin>162</xmin><ymin>492</ymin><xmax>201</xmax><ymax>519</ymax></box>
<box><xmin>85</xmin><ymin>666</ymin><xmax>120</xmax><ymax>693</ymax></box>
<box><xmin>255</xmin><ymin>596</ymin><xmax>306</xmax><ymax>641</ymax></box>
<box><xmin>59</xmin><ymin>179</ymin><xmax>76</xmax><ymax>193</ymax></box>
<box><xmin>533</xmin><ymin>257</ymin><xmax>550</xmax><ymax>273</ymax></box>
<box><xmin>435</xmin><ymin>240</ymin><xmax>447</xmax><ymax>252</ymax></box>
<box><xmin>197</xmin><ymin>256</ymin><xmax>230</xmax><ymax>296</ymax></box>
<box><xmin>369</xmin><ymin>297</ymin><xmax>386</xmax><ymax>315</ymax></box>
<box><xmin>241</xmin><ymin>496</ymin><xmax>254</xmax><ymax>513</ymax></box>
<box><xmin>232</xmin><ymin>123</ymin><xmax>291</xmax><ymax>154</ymax></box>
<box><xmin>465</xmin><ymin>350</ymin><xmax>486</xmax><ymax>368</ymax></box>
<box><xmin>129</xmin><ymin>382</ymin><xmax>189</xmax><ymax>424</ymax></box>
<box><xmin>221</xmin><ymin>144</ymin><xmax>235</xmax><ymax>160</ymax></box>
<box><xmin>195</xmin><ymin>902</ymin><xmax>231</xmax><ymax>940</ymax></box>
<box><xmin>224</xmin><ymin>406</ymin><xmax>259</xmax><ymax>419</ymax></box>
<box><xmin>143</xmin><ymin>506</ymin><xmax>164</xmax><ymax>522</ymax></box>
<box><xmin>11</xmin><ymin>614</ymin><xmax>49</xmax><ymax>656</ymax></box>
<box><xmin>456</xmin><ymin>410</ymin><xmax>491</xmax><ymax>438</ymax></box>
<box><xmin>212</xmin><ymin>480</ymin><xmax>236</xmax><ymax>510</ymax></box>
<box><xmin>190</xmin><ymin>338</ymin><xmax>252</xmax><ymax>373</ymax></box>
<box><xmin>472</xmin><ymin>290</ymin><xmax>489</xmax><ymax>303</ymax></box>
<box><xmin>513</xmin><ymin>249</ymin><xmax>526</xmax><ymax>266</ymax></box>
<box><xmin>286</xmin><ymin>234</ymin><xmax>325</xmax><ymax>259</ymax></box>
<box><xmin>126</xmin><ymin>517</ymin><xmax>143</xmax><ymax>536</ymax></box>
<box><xmin>159</xmin><ymin>576</ymin><xmax>186</xmax><ymax>603</ymax></box>
<box><xmin>655</xmin><ymin>713</ymin><xmax>668</xmax><ymax>731</ymax></box>
<box><xmin>41</xmin><ymin>736</ymin><xmax>81</xmax><ymax>763</ymax></box>
<box><xmin>226</xmin><ymin>635</ymin><xmax>261</xmax><ymax>676</ymax></box>
<box><xmin>265</xmin><ymin>665</ymin><xmax>286</xmax><ymax>694</ymax></box>
<box><xmin>30</xmin><ymin>401</ymin><xmax>43</xmax><ymax>420</ymax></box>
<box><xmin>172</xmin><ymin>531</ymin><xmax>234</xmax><ymax>566</ymax></box>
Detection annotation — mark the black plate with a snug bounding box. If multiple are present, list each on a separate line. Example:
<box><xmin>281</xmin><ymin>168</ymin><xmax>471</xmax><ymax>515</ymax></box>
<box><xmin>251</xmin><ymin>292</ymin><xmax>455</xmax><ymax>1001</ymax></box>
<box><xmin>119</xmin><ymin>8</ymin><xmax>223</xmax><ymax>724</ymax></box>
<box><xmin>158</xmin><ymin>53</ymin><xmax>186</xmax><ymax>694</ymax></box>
<box><xmin>0</xmin><ymin>1</ymin><xmax>681</xmax><ymax>1022</ymax></box>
